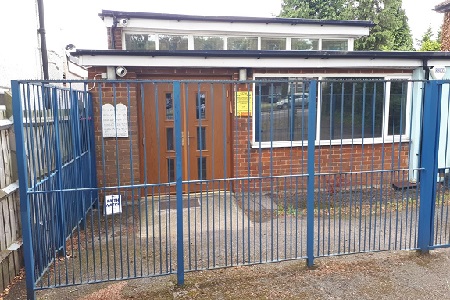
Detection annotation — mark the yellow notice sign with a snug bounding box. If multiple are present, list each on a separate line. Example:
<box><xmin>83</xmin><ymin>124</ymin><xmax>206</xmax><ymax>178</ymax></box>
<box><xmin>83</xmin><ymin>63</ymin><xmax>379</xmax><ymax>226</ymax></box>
<box><xmin>235</xmin><ymin>91</ymin><xmax>252</xmax><ymax>117</ymax></box>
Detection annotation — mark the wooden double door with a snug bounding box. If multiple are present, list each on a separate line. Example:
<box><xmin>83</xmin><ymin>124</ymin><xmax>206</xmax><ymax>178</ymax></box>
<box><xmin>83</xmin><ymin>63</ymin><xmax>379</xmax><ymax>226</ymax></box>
<box><xmin>140</xmin><ymin>79</ymin><xmax>232</xmax><ymax>193</ymax></box>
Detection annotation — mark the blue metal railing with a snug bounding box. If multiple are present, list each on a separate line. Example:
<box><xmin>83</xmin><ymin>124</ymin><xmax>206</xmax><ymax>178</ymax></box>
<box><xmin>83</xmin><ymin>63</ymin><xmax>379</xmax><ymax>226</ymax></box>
<box><xmin>12</xmin><ymin>79</ymin><xmax>450</xmax><ymax>300</ymax></box>
<box><xmin>12</xmin><ymin>82</ymin><xmax>98</xmax><ymax>299</ymax></box>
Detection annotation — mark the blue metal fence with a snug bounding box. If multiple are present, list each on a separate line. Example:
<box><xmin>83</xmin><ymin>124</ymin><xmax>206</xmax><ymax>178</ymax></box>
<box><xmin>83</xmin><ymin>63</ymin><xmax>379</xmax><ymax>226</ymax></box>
<box><xmin>11</xmin><ymin>79</ymin><xmax>450</xmax><ymax>300</ymax></box>
<box><xmin>12</xmin><ymin>82</ymin><xmax>97</xmax><ymax>299</ymax></box>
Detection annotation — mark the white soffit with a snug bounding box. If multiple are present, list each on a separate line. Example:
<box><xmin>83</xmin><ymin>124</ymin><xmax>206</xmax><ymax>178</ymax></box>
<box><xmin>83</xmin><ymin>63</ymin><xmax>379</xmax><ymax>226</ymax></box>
<box><xmin>77</xmin><ymin>55</ymin><xmax>426</xmax><ymax>69</ymax></box>
<box><xmin>103</xmin><ymin>16</ymin><xmax>370</xmax><ymax>38</ymax></box>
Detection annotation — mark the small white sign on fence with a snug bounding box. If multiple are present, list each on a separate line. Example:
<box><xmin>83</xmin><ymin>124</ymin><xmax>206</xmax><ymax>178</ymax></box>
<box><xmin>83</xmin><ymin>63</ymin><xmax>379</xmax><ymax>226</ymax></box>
<box><xmin>104</xmin><ymin>194</ymin><xmax>122</xmax><ymax>215</ymax></box>
<box><xmin>102</xmin><ymin>103</ymin><xmax>129</xmax><ymax>137</ymax></box>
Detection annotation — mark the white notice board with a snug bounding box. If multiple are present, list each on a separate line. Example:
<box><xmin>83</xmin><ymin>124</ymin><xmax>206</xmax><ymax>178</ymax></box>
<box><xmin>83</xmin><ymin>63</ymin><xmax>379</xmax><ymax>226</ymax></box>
<box><xmin>102</xmin><ymin>103</ymin><xmax>129</xmax><ymax>137</ymax></box>
<box><xmin>104</xmin><ymin>194</ymin><xmax>122</xmax><ymax>215</ymax></box>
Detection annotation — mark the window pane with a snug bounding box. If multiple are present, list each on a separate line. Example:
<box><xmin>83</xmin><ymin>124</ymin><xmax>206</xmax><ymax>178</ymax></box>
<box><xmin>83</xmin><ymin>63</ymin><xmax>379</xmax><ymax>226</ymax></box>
<box><xmin>196</xmin><ymin>93</ymin><xmax>206</xmax><ymax>119</ymax></box>
<box><xmin>159</xmin><ymin>35</ymin><xmax>188</xmax><ymax>50</ymax></box>
<box><xmin>197</xmin><ymin>127</ymin><xmax>206</xmax><ymax>150</ymax></box>
<box><xmin>125</xmin><ymin>33</ymin><xmax>156</xmax><ymax>50</ymax></box>
<box><xmin>165</xmin><ymin>93</ymin><xmax>173</xmax><ymax>120</ymax></box>
<box><xmin>194</xmin><ymin>36</ymin><xmax>224</xmax><ymax>50</ymax></box>
<box><xmin>168</xmin><ymin>158</ymin><xmax>175</xmax><ymax>182</ymax></box>
<box><xmin>254</xmin><ymin>78</ymin><xmax>311</xmax><ymax>142</ymax></box>
<box><xmin>166</xmin><ymin>128</ymin><xmax>174</xmax><ymax>151</ymax></box>
<box><xmin>197</xmin><ymin>157</ymin><xmax>207</xmax><ymax>180</ymax></box>
<box><xmin>388</xmin><ymin>81</ymin><xmax>408</xmax><ymax>135</ymax></box>
<box><xmin>291</xmin><ymin>38</ymin><xmax>319</xmax><ymax>50</ymax></box>
<box><xmin>227</xmin><ymin>37</ymin><xmax>258</xmax><ymax>50</ymax></box>
<box><xmin>261</xmin><ymin>37</ymin><xmax>286</xmax><ymax>50</ymax></box>
<box><xmin>322</xmin><ymin>39</ymin><xmax>348</xmax><ymax>50</ymax></box>
<box><xmin>320</xmin><ymin>79</ymin><xmax>384</xmax><ymax>140</ymax></box>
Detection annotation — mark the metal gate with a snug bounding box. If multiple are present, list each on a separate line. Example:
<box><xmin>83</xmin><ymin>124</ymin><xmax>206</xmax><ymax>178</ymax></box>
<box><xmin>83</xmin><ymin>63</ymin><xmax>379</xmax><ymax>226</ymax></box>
<box><xmin>11</xmin><ymin>79</ymin><xmax>450</xmax><ymax>299</ymax></box>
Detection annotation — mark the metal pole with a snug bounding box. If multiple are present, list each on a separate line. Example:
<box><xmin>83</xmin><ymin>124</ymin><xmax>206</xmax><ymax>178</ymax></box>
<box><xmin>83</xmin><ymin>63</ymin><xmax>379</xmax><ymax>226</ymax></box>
<box><xmin>11</xmin><ymin>81</ymin><xmax>36</xmax><ymax>300</ymax></box>
<box><xmin>174</xmin><ymin>81</ymin><xmax>185</xmax><ymax>284</ymax></box>
<box><xmin>418</xmin><ymin>80</ymin><xmax>441</xmax><ymax>252</ymax></box>
<box><xmin>36</xmin><ymin>0</ymin><xmax>49</xmax><ymax>80</ymax></box>
<box><xmin>307</xmin><ymin>80</ymin><xmax>318</xmax><ymax>267</ymax></box>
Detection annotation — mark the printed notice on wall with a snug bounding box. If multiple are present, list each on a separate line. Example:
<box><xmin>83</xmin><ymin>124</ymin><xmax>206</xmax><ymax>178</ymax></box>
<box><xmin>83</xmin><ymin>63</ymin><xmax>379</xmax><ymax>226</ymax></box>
<box><xmin>102</xmin><ymin>103</ymin><xmax>129</xmax><ymax>137</ymax></box>
<box><xmin>235</xmin><ymin>91</ymin><xmax>252</xmax><ymax>117</ymax></box>
<box><xmin>104</xmin><ymin>194</ymin><xmax>122</xmax><ymax>215</ymax></box>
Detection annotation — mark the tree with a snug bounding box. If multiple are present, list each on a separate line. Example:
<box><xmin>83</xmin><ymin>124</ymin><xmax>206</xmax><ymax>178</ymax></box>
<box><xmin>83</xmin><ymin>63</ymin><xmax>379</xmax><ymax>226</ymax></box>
<box><xmin>279</xmin><ymin>0</ymin><xmax>413</xmax><ymax>51</ymax></box>
<box><xmin>279</xmin><ymin>0</ymin><xmax>352</xmax><ymax>20</ymax></box>
<box><xmin>416</xmin><ymin>26</ymin><xmax>441</xmax><ymax>51</ymax></box>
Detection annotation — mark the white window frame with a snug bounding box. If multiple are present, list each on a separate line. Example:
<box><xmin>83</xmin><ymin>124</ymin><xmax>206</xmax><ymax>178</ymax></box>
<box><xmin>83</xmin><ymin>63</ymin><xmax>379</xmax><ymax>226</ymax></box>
<box><xmin>252</xmin><ymin>73</ymin><xmax>412</xmax><ymax>149</ymax></box>
<box><xmin>321</xmin><ymin>38</ymin><xmax>350</xmax><ymax>51</ymax></box>
<box><xmin>122</xmin><ymin>31</ymin><xmax>158</xmax><ymax>50</ymax></box>
<box><xmin>260</xmin><ymin>37</ymin><xmax>287</xmax><ymax>50</ymax></box>
<box><xmin>290</xmin><ymin>37</ymin><xmax>320</xmax><ymax>51</ymax></box>
<box><xmin>122</xmin><ymin>30</ymin><xmax>354</xmax><ymax>51</ymax></box>
<box><xmin>192</xmin><ymin>35</ymin><xmax>226</xmax><ymax>50</ymax></box>
<box><xmin>226</xmin><ymin>36</ymin><xmax>259</xmax><ymax>50</ymax></box>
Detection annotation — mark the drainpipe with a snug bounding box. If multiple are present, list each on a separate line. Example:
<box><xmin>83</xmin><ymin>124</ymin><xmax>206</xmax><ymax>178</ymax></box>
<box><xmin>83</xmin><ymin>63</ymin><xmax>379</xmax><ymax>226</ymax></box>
<box><xmin>110</xmin><ymin>15</ymin><xmax>119</xmax><ymax>49</ymax></box>
<box><xmin>36</xmin><ymin>0</ymin><xmax>49</xmax><ymax>80</ymax></box>
<box><xmin>422</xmin><ymin>58</ymin><xmax>430</xmax><ymax>80</ymax></box>
<box><xmin>417</xmin><ymin>57</ymin><xmax>431</xmax><ymax>183</ymax></box>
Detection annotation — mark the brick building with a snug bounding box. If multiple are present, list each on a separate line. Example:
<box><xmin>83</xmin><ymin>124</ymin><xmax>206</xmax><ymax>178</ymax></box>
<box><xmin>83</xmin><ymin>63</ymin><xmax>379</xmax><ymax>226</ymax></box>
<box><xmin>71</xmin><ymin>10</ymin><xmax>450</xmax><ymax>194</ymax></box>
<box><xmin>436</xmin><ymin>0</ymin><xmax>450</xmax><ymax>51</ymax></box>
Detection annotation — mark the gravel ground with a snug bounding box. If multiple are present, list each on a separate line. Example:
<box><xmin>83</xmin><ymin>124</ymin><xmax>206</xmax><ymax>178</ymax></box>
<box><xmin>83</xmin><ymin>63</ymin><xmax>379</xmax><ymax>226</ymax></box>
<box><xmin>4</xmin><ymin>248</ymin><xmax>450</xmax><ymax>299</ymax></box>
<box><xmin>3</xmin><ymin>186</ymin><xmax>450</xmax><ymax>299</ymax></box>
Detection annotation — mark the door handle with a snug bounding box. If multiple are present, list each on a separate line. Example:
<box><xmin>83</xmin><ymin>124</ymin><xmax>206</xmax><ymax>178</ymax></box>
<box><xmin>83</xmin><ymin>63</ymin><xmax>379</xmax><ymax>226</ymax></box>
<box><xmin>187</xmin><ymin>131</ymin><xmax>195</xmax><ymax>146</ymax></box>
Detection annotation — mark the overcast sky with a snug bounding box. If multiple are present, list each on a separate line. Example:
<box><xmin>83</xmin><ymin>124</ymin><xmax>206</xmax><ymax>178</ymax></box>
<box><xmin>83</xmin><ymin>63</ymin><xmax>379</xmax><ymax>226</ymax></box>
<box><xmin>10</xmin><ymin>0</ymin><xmax>450</xmax><ymax>50</ymax></box>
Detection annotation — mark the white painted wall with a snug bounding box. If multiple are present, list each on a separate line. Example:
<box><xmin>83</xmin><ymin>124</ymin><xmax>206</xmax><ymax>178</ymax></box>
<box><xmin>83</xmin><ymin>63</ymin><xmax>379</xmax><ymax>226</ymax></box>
<box><xmin>0</xmin><ymin>1</ymin><xmax>70</xmax><ymax>89</ymax></box>
<box><xmin>437</xmin><ymin>69</ymin><xmax>450</xmax><ymax>172</ymax></box>
<box><xmin>0</xmin><ymin>1</ymin><xmax>41</xmax><ymax>87</ymax></box>
<box><xmin>409</xmin><ymin>68</ymin><xmax>425</xmax><ymax>182</ymax></box>
<box><xmin>410</xmin><ymin>67</ymin><xmax>450</xmax><ymax>182</ymax></box>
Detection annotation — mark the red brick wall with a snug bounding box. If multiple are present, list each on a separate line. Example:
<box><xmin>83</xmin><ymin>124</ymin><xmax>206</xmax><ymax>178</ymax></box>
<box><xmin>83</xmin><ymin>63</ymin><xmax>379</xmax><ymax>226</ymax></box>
<box><xmin>88</xmin><ymin>66</ymin><xmax>411</xmax><ymax>196</ymax></box>
<box><xmin>442</xmin><ymin>12</ymin><xmax>450</xmax><ymax>51</ymax></box>
<box><xmin>233</xmin><ymin>117</ymin><xmax>410</xmax><ymax>193</ymax></box>
<box><xmin>107</xmin><ymin>27</ymin><xmax>123</xmax><ymax>50</ymax></box>
<box><xmin>88</xmin><ymin>67</ymin><xmax>140</xmax><ymax>202</ymax></box>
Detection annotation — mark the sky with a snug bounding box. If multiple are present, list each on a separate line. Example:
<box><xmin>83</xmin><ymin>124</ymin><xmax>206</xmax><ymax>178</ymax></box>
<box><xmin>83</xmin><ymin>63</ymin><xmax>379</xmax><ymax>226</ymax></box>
<box><xmin>0</xmin><ymin>0</ymin><xmax>443</xmax><ymax>86</ymax></box>
<box><xmin>3</xmin><ymin>0</ymin><xmax>448</xmax><ymax>51</ymax></box>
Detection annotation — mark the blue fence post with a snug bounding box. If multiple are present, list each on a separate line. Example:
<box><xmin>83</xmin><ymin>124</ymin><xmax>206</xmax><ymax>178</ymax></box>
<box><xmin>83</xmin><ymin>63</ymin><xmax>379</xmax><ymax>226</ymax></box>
<box><xmin>51</xmin><ymin>87</ymin><xmax>67</xmax><ymax>254</ymax></box>
<box><xmin>418</xmin><ymin>80</ymin><xmax>441</xmax><ymax>252</ymax></box>
<box><xmin>87</xmin><ymin>93</ymin><xmax>99</xmax><ymax>207</ymax></box>
<box><xmin>174</xmin><ymin>81</ymin><xmax>185</xmax><ymax>285</ymax></box>
<box><xmin>71</xmin><ymin>90</ymin><xmax>86</xmax><ymax>229</ymax></box>
<box><xmin>307</xmin><ymin>80</ymin><xmax>318</xmax><ymax>267</ymax></box>
<box><xmin>11</xmin><ymin>81</ymin><xmax>36</xmax><ymax>300</ymax></box>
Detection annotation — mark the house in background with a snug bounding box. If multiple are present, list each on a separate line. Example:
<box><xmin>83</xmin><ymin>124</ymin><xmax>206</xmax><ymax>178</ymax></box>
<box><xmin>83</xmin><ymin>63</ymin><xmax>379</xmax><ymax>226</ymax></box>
<box><xmin>435</xmin><ymin>0</ymin><xmax>450</xmax><ymax>51</ymax></box>
<box><xmin>434</xmin><ymin>0</ymin><xmax>450</xmax><ymax>181</ymax></box>
<box><xmin>0</xmin><ymin>2</ymin><xmax>87</xmax><ymax>94</ymax></box>
<box><xmin>71</xmin><ymin>10</ymin><xmax>450</xmax><ymax>193</ymax></box>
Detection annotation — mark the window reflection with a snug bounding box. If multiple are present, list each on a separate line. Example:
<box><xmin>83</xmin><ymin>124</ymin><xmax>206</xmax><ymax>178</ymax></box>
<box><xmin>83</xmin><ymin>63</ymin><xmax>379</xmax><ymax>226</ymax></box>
<box><xmin>197</xmin><ymin>127</ymin><xmax>206</xmax><ymax>150</ymax></box>
<box><xmin>388</xmin><ymin>81</ymin><xmax>407</xmax><ymax>135</ymax></box>
<box><xmin>197</xmin><ymin>157</ymin><xmax>207</xmax><ymax>180</ymax></box>
<box><xmin>194</xmin><ymin>36</ymin><xmax>224</xmax><ymax>50</ymax></box>
<box><xmin>165</xmin><ymin>92</ymin><xmax>173</xmax><ymax>120</ymax></box>
<box><xmin>227</xmin><ymin>37</ymin><xmax>258</xmax><ymax>50</ymax></box>
<box><xmin>261</xmin><ymin>37</ymin><xmax>286</xmax><ymax>50</ymax></box>
<box><xmin>167</xmin><ymin>128</ymin><xmax>174</xmax><ymax>151</ymax></box>
<box><xmin>125</xmin><ymin>33</ymin><xmax>156</xmax><ymax>50</ymax></box>
<box><xmin>168</xmin><ymin>158</ymin><xmax>175</xmax><ymax>182</ymax></box>
<box><xmin>196</xmin><ymin>93</ymin><xmax>206</xmax><ymax>119</ymax></box>
<box><xmin>159</xmin><ymin>35</ymin><xmax>188</xmax><ymax>50</ymax></box>
<box><xmin>322</xmin><ymin>39</ymin><xmax>348</xmax><ymax>50</ymax></box>
<box><xmin>291</xmin><ymin>38</ymin><xmax>319</xmax><ymax>50</ymax></box>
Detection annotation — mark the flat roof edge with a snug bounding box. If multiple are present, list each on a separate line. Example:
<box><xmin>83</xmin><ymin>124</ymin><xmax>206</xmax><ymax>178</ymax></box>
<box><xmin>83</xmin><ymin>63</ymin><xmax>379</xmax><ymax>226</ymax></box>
<box><xmin>72</xmin><ymin>49</ymin><xmax>450</xmax><ymax>60</ymax></box>
<box><xmin>98</xmin><ymin>10</ymin><xmax>374</xmax><ymax>27</ymax></box>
